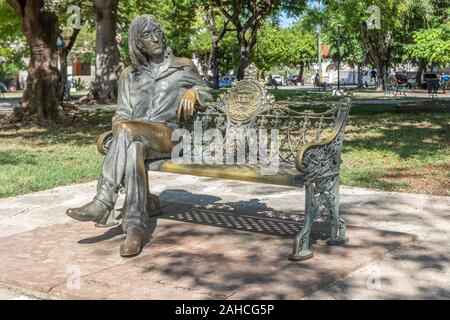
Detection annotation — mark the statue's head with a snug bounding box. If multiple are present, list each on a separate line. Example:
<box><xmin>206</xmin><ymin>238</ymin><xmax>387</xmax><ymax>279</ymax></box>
<box><xmin>128</xmin><ymin>14</ymin><xmax>168</xmax><ymax>71</ymax></box>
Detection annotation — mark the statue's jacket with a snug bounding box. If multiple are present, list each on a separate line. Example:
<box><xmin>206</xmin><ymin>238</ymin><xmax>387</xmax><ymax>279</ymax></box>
<box><xmin>113</xmin><ymin>50</ymin><xmax>213</xmax><ymax>129</ymax></box>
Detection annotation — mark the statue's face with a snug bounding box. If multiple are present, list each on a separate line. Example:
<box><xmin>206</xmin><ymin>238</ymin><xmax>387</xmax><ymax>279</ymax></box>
<box><xmin>140</xmin><ymin>22</ymin><xmax>164</xmax><ymax>60</ymax></box>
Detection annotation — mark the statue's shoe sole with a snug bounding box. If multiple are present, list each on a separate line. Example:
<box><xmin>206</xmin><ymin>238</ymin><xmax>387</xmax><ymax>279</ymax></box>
<box><xmin>65</xmin><ymin>209</ymin><xmax>109</xmax><ymax>223</ymax></box>
<box><xmin>119</xmin><ymin>245</ymin><xmax>142</xmax><ymax>257</ymax></box>
<box><xmin>66</xmin><ymin>210</ymin><xmax>96</xmax><ymax>222</ymax></box>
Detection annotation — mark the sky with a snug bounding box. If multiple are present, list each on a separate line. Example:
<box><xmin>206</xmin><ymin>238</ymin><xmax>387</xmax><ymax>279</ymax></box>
<box><xmin>279</xmin><ymin>11</ymin><xmax>298</xmax><ymax>28</ymax></box>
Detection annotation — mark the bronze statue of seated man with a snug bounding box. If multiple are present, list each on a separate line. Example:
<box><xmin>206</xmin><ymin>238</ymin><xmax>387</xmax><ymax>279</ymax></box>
<box><xmin>66</xmin><ymin>14</ymin><xmax>212</xmax><ymax>257</ymax></box>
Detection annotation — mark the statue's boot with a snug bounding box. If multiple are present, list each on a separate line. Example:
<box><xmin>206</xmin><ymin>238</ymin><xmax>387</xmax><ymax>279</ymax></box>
<box><xmin>120</xmin><ymin>227</ymin><xmax>144</xmax><ymax>257</ymax></box>
<box><xmin>66</xmin><ymin>200</ymin><xmax>111</xmax><ymax>223</ymax></box>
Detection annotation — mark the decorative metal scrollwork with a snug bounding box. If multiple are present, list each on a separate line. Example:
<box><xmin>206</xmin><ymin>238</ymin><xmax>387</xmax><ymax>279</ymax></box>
<box><xmin>188</xmin><ymin>64</ymin><xmax>351</xmax><ymax>171</ymax></box>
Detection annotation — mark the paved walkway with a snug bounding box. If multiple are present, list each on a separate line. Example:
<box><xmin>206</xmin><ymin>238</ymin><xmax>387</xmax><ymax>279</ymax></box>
<box><xmin>0</xmin><ymin>173</ymin><xmax>448</xmax><ymax>299</ymax></box>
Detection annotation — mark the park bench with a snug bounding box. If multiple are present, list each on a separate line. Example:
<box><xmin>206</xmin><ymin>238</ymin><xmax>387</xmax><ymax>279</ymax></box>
<box><xmin>386</xmin><ymin>75</ymin><xmax>407</xmax><ymax>96</ymax></box>
<box><xmin>96</xmin><ymin>65</ymin><xmax>352</xmax><ymax>261</ymax></box>
<box><xmin>313</xmin><ymin>81</ymin><xmax>332</xmax><ymax>92</ymax></box>
<box><xmin>426</xmin><ymin>79</ymin><xmax>439</xmax><ymax>99</ymax></box>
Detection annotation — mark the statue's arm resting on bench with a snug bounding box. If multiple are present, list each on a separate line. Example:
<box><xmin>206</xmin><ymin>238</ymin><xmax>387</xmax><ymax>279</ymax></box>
<box><xmin>182</xmin><ymin>61</ymin><xmax>214</xmax><ymax>113</ymax></box>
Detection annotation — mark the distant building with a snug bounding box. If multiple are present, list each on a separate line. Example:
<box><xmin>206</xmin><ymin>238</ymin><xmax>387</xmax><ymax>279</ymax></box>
<box><xmin>70</xmin><ymin>58</ymin><xmax>94</xmax><ymax>88</ymax></box>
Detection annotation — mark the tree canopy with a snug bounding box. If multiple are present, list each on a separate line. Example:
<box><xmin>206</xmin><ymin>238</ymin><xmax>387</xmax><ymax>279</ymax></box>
<box><xmin>1</xmin><ymin>0</ymin><xmax>449</xmax><ymax>124</ymax></box>
<box><xmin>253</xmin><ymin>23</ymin><xmax>316</xmax><ymax>71</ymax></box>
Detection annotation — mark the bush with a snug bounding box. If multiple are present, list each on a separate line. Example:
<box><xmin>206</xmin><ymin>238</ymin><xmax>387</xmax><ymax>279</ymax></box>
<box><xmin>73</xmin><ymin>78</ymin><xmax>87</xmax><ymax>91</ymax></box>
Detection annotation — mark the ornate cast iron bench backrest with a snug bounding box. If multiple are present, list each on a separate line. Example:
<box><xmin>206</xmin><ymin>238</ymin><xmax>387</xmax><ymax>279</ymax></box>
<box><xmin>189</xmin><ymin>64</ymin><xmax>351</xmax><ymax>175</ymax></box>
<box><xmin>98</xmin><ymin>64</ymin><xmax>351</xmax><ymax>179</ymax></box>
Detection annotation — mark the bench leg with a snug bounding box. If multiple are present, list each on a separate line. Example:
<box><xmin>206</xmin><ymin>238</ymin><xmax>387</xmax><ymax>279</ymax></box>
<box><xmin>326</xmin><ymin>176</ymin><xmax>348</xmax><ymax>245</ymax></box>
<box><xmin>288</xmin><ymin>184</ymin><xmax>316</xmax><ymax>261</ymax></box>
<box><xmin>147</xmin><ymin>192</ymin><xmax>162</xmax><ymax>217</ymax></box>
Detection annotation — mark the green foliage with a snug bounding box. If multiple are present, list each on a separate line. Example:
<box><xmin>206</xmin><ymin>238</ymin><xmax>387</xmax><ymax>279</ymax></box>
<box><xmin>73</xmin><ymin>78</ymin><xmax>87</xmax><ymax>90</ymax></box>
<box><xmin>0</xmin><ymin>46</ymin><xmax>26</xmax><ymax>81</ymax></box>
<box><xmin>319</xmin><ymin>0</ymin><xmax>444</xmax><ymax>72</ymax></box>
<box><xmin>0</xmin><ymin>0</ymin><xmax>97</xmax><ymax>79</ymax></box>
<box><xmin>405</xmin><ymin>23</ymin><xmax>450</xmax><ymax>66</ymax></box>
<box><xmin>190</xmin><ymin>27</ymin><xmax>240</xmax><ymax>74</ymax></box>
<box><xmin>0</xmin><ymin>0</ymin><xmax>22</xmax><ymax>43</ymax></box>
<box><xmin>253</xmin><ymin>22</ymin><xmax>316</xmax><ymax>71</ymax></box>
<box><xmin>118</xmin><ymin>0</ymin><xmax>199</xmax><ymax>59</ymax></box>
<box><xmin>217</xmin><ymin>34</ymin><xmax>240</xmax><ymax>74</ymax></box>
<box><xmin>0</xmin><ymin>0</ymin><xmax>26</xmax><ymax>80</ymax></box>
<box><xmin>69</xmin><ymin>27</ymin><xmax>95</xmax><ymax>63</ymax></box>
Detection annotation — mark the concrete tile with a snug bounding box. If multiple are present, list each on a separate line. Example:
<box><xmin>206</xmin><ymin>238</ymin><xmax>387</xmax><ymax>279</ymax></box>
<box><xmin>0</xmin><ymin>202</ymin><xmax>414</xmax><ymax>300</ymax></box>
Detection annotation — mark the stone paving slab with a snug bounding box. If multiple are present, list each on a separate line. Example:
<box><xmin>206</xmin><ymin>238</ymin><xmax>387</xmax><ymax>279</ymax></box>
<box><xmin>0</xmin><ymin>172</ymin><xmax>448</xmax><ymax>299</ymax></box>
<box><xmin>0</xmin><ymin>202</ymin><xmax>414</xmax><ymax>300</ymax></box>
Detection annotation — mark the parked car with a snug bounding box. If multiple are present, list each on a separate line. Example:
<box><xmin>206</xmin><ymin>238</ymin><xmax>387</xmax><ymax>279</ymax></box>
<box><xmin>286</xmin><ymin>74</ymin><xmax>301</xmax><ymax>86</ymax></box>
<box><xmin>404</xmin><ymin>71</ymin><xmax>416</xmax><ymax>88</ymax></box>
<box><xmin>218</xmin><ymin>75</ymin><xmax>236</xmax><ymax>88</ymax></box>
<box><xmin>362</xmin><ymin>69</ymin><xmax>377</xmax><ymax>87</ymax></box>
<box><xmin>205</xmin><ymin>80</ymin><xmax>214</xmax><ymax>88</ymax></box>
<box><xmin>272</xmin><ymin>75</ymin><xmax>283</xmax><ymax>86</ymax></box>
<box><xmin>394</xmin><ymin>74</ymin><xmax>408</xmax><ymax>85</ymax></box>
<box><xmin>406</xmin><ymin>78</ymin><xmax>416</xmax><ymax>89</ymax></box>
<box><xmin>421</xmin><ymin>73</ymin><xmax>438</xmax><ymax>89</ymax></box>
<box><xmin>0</xmin><ymin>80</ymin><xmax>7</xmax><ymax>93</ymax></box>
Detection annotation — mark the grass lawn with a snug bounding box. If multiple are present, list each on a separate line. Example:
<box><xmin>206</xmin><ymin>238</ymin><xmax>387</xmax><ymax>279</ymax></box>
<box><xmin>341</xmin><ymin>103</ymin><xmax>449</xmax><ymax>195</ymax></box>
<box><xmin>0</xmin><ymin>91</ymin><xmax>449</xmax><ymax>198</ymax></box>
<box><xmin>0</xmin><ymin>110</ymin><xmax>110</xmax><ymax>198</ymax></box>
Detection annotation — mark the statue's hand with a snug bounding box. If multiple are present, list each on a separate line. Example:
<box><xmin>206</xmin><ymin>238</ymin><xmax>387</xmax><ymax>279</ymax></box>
<box><xmin>177</xmin><ymin>89</ymin><xmax>197</xmax><ymax>121</ymax></box>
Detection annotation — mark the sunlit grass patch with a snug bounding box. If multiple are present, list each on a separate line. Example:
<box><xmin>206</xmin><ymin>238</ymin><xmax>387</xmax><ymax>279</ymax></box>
<box><xmin>0</xmin><ymin>95</ymin><xmax>449</xmax><ymax>197</ymax></box>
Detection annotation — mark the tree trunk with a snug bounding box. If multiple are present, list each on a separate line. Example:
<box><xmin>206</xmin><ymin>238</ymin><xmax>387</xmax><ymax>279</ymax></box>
<box><xmin>374</xmin><ymin>60</ymin><xmax>386</xmax><ymax>91</ymax></box>
<box><xmin>210</xmin><ymin>43</ymin><xmax>220</xmax><ymax>89</ymax></box>
<box><xmin>199</xmin><ymin>54</ymin><xmax>210</xmax><ymax>80</ymax></box>
<box><xmin>299</xmin><ymin>61</ymin><xmax>305</xmax><ymax>85</ymax></box>
<box><xmin>208</xmin><ymin>10</ymin><xmax>220</xmax><ymax>89</ymax></box>
<box><xmin>362</xmin><ymin>29</ymin><xmax>392</xmax><ymax>92</ymax></box>
<box><xmin>236</xmin><ymin>27</ymin><xmax>257</xmax><ymax>80</ymax></box>
<box><xmin>214</xmin><ymin>0</ymin><xmax>275</xmax><ymax>81</ymax></box>
<box><xmin>7</xmin><ymin>0</ymin><xmax>63</xmax><ymax>122</ymax></box>
<box><xmin>59</xmin><ymin>50</ymin><xmax>68</xmax><ymax>102</ymax></box>
<box><xmin>205</xmin><ymin>7</ymin><xmax>229</xmax><ymax>89</ymax></box>
<box><xmin>92</xmin><ymin>0</ymin><xmax>120</xmax><ymax>102</ymax></box>
<box><xmin>59</xmin><ymin>28</ymin><xmax>81</xmax><ymax>103</ymax></box>
<box><xmin>357</xmin><ymin>64</ymin><xmax>363</xmax><ymax>89</ymax></box>
<box><xmin>369</xmin><ymin>54</ymin><xmax>388</xmax><ymax>91</ymax></box>
<box><xmin>237</xmin><ymin>45</ymin><xmax>250</xmax><ymax>80</ymax></box>
<box><xmin>416</xmin><ymin>58</ymin><xmax>426</xmax><ymax>89</ymax></box>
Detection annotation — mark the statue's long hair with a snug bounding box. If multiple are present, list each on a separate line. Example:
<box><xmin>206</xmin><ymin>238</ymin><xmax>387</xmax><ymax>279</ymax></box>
<box><xmin>128</xmin><ymin>14</ymin><xmax>168</xmax><ymax>75</ymax></box>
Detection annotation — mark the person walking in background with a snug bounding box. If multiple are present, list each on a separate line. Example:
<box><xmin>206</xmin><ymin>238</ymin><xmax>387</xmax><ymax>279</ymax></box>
<box><xmin>370</xmin><ymin>69</ymin><xmax>377</xmax><ymax>87</ymax></box>
<box><xmin>268</xmin><ymin>74</ymin><xmax>278</xmax><ymax>90</ymax></box>
<box><xmin>314</xmin><ymin>72</ymin><xmax>320</xmax><ymax>87</ymax></box>
<box><xmin>0</xmin><ymin>81</ymin><xmax>7</xmax><ymax>98</ymax></box>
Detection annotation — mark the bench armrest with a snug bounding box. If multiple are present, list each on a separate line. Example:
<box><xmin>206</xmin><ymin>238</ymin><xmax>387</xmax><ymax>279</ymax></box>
<box><xmin>97</xmin><ymin>130</ymin><xmax>113</xmax><ymax>155</ymax></box>
<box><xmin>295</xmin><ymin>98</ymin><xmax>351</xmax><ymax>182</ymax></box>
